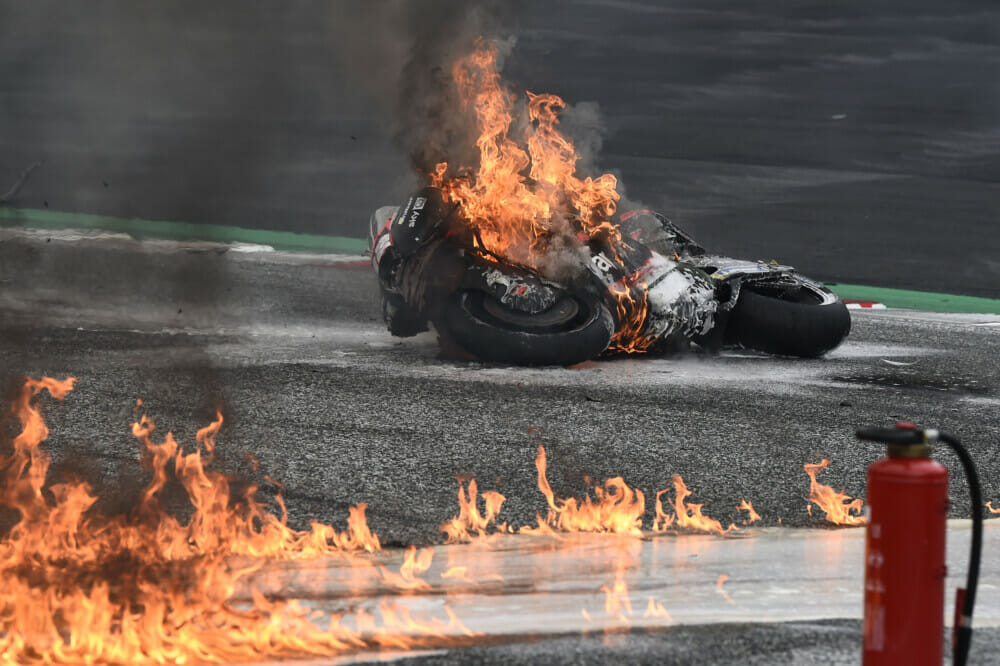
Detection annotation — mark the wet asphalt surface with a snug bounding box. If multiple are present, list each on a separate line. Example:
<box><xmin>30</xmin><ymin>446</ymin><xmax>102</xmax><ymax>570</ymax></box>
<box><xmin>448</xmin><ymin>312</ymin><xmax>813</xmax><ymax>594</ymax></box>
<box><xmin>2</xmin><ymin>232</ymin><xmax>1000</xmax><ymax>663</ymax></box>
<box><xmin>392</xmin><ymin>619</ymin><xmax>999</xmax><ymax>665</ymax></box>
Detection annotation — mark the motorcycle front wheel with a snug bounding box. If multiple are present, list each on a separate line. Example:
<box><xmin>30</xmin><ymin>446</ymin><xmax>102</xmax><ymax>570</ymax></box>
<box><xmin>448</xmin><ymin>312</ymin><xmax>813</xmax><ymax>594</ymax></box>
<box><xmin>440</xmin><ymin>290</ymin><xmax>614</xmax><ymax>366</ymax></box>
<box><xmin>727</xmin><ymin>281</ymin><xmax>851</xmax><ymax>357</ymax></box>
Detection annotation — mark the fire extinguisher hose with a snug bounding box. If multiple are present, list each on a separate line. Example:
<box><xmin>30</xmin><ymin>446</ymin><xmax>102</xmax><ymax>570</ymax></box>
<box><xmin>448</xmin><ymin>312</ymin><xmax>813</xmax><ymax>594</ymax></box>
<box><xmin>936</xmin><ymin>431</ymin><xmax>984</xmax><ymax>666</ymax></box>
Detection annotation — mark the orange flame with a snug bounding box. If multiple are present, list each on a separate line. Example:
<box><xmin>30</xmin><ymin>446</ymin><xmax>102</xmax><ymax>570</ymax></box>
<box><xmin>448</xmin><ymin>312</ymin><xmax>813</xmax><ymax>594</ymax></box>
<box><xmin>429</xmin><ymin>41</ymin><xmax>663</xmax><ymax>352</ymax></box>
<box><xmin>1</xmin><ymin>374</ymin><xmax>780</xmax><ymax>661</ymax></box>
<box><xmin>520</xmin><ymin>445</ymin><xmax>645</xmax><ymax>535</ymax></box>
<box><xmin>0</xmin><ymin>376</ymin><xmax>78</xmax><ymax>525</ymax></box>
<box><xmin>804</xmin><ymin>458</ymin><xmax>866</xmax><ymax>526</ymax></box>
<box><xmin>0</xmin><ymin>377</ymin><xmax>476</xmax><ymax>663</ymax></box>
<box><xmin>129</xmin><ymin>408</ymin><xmax>382</xmax><ymax>558</ymax></box>
<box><xmin>430</xmin><ymin>41</ymin><xmax>620</xmax><ymax>269</ymax></box>
<box><xmin>600</xmin><ymin>566</ymin><xmax>633</xmax><ymax>624</ymax></box>
<box><xmin>652</xmin><ymin>487</ymin><xmax>676</xmax><ymax>531</ymax></box>
<box><xmin>644</xmin><ymin>598</ymin><xmax>672</xmax><ymax>621</ymax></box>
<box><xmin>378</xmin><ymin>546</ymin><xmax>435</xmax><ymax>592</ymax></box>
<box><xmin>439</xmin><ymin>478</ymin><xmax>508</xmax><ymax>543</ymax></box>
<box><xmin>654</xmin><ymin>475</ymin><xmax>735</xmax><ymax>534</ymax></box>
<box><xmin>588</xmin><ymin>566</ymin><xmax>672</xmax><ymax>627</ymax></box>
<box><xmin>737</xmin><ymin>499</ymin><xmax>762</xmax><ymax>524</ymax></box>
<box><xmin>606</xmin><ymin>278</ymin><xmax>656</xmax><ymax>354</ymax></box>
<box><xmin>716</xmin><ymin>574</ymin><xmax>735</xmax><ymax>605</ymax></box>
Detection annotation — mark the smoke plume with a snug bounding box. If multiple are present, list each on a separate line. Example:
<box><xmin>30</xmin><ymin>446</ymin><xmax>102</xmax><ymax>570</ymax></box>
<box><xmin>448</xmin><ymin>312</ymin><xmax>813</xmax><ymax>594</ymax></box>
<box><xmin>328</xmin><ymin>1</ymin><xmax>524</xmax><ymax>177</ymax></box>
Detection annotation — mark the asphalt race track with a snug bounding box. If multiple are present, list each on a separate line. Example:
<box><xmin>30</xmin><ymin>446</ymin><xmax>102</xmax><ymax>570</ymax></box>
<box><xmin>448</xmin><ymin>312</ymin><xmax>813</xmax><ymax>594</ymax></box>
<box><xmin>1</xmin><ymin>0</ymin><xmax>999</xmax><ymax>297</ymax></box>
<box><xmin>2</xmin><ymin>230</ymin><xmax>999</xmax><ymax>663</ymax></box>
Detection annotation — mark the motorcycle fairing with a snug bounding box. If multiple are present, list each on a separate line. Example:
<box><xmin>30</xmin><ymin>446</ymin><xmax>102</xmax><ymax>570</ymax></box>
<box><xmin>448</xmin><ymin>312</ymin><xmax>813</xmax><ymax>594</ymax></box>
<box><xmin>618</xmin><ymin>209</ymin><xmax>705</xmax><ymax>258</ymax></box>
<box><xmin>690</xmin><ymin>256</ymin><xmax>839</xmax><ymax>307</ymax></box>
<box><xmin>641</xmin><ymin>255</ymin><xmax>718</xmax><ymax>340</ymax></box>
<box><xmin>370</xmin><ymin>206</ymin><xmax>405</xmax><ymax>295</ymax></box>
<box><xmin>703</xmin><ymin>260</ymin><xmax>795</xmax><ymax>281</ymax></box>
<box><xmin>389</xmin><ymin>187</ymin><xmax>449</xmax><ymax>257</ymax></box>
<box><xmin>586</xmin><ymin>233</ymin><xmax>652</xmax><ymax>287</ymax></box>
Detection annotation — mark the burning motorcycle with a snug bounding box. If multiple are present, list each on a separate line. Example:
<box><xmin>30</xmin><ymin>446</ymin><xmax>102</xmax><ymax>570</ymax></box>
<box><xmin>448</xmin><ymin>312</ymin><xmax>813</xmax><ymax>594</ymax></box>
<box><xmin>369</xmin><ymin>187</ymin><xmax>850</xmax><ymax>366</ymax></box>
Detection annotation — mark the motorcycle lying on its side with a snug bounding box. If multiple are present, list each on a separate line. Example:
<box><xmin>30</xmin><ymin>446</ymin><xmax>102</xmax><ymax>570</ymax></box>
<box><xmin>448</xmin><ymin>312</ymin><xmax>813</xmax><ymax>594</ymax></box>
<box><xmin>369</xmin><ymin>188</ymin><xmax>851</xmax><ymax>366</ymax></box>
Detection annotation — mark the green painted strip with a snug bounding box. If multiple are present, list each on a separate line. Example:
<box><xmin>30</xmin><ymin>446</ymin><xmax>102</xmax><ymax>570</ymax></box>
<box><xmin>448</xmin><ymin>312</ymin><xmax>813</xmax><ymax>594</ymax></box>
<box><xmin>827</xmin><ymin>283</ymin><xmax>1000</xmax><ymax>315</ymax></box>
<box><xmin>3</xmin><ymin>206</ymin><xmax>998</xmax><ymax>314</ymax></box>
<box><xmin>0</xmin><ymin>207</ymin><xmax>369</xmax><ymax>255</ymax></box>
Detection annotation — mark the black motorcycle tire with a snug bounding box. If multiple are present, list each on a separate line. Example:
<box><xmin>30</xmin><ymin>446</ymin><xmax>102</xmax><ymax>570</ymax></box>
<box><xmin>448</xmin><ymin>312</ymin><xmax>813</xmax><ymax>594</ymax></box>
<box><xmin>727</xmin><ymin>282</ymin><xmax>851</xmax><ymax>358</ymax></box>
<box><xmin>441</xmin><ymin>290</ymin><xmax>614</xmax><ymax>366</ymax></box>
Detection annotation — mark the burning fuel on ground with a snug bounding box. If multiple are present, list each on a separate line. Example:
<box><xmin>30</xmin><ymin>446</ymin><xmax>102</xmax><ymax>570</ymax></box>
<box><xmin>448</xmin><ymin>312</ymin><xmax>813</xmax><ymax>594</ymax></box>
<box><xmin>0</xmin><ymin>378</ymin><xmax>476</xmax><ymax>662</ymax></box>
<box><xmin>805</xmin><ymin>458</ymin><xmax>867</xmax><ymax>526</ymax></box>
<box><xmin>0</xmin><ymin>377</ymin><xmax>876</xmax><ymax>663</ymax></box>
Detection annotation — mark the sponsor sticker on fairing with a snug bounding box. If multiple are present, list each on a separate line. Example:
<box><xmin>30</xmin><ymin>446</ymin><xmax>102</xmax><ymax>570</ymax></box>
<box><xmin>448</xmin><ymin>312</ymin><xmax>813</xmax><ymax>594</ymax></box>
<box><xmin>588</xmin><ymin>253</ymin><xmax>618</xmax><ymax>286</ymax></box>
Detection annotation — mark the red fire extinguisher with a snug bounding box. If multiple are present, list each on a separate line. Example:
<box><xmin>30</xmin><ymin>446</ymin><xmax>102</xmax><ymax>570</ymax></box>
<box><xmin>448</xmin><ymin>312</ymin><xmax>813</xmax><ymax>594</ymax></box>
<box><xmin>857</xmin><ymin>423</ymin><xmax>984</xmax><ymax>666</ymax></box>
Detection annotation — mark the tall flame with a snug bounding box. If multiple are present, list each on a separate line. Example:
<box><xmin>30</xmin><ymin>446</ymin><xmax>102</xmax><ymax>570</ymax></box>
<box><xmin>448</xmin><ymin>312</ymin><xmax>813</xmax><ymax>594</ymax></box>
<box><xmin>653</xmin><ymin>475</ymin><xmax>734</xmax><ymax>534</ymax></box>
<box><xmin>804</xmin><ymin>458</ymin><xmax>866</xmax><ymax>526</ymax></box>
<box><xmin>520</xmin><ymin>445</ymin><xmax>646</xmax><ymax>535</ymax></box>
<box><xmin>0</xmin><ymin>377</ymin><xmax>472</xmax><ymax>663</ymax></box>
<box><xmin>129</xmin><ymin>410</ymin><xmax>381</xmax><ymax>558</ymax></box>
<box><xmin>430</xmin><ymin>40</ymin><xmax>620</xmax><ymax>269</ymax></box>
<box><xmin>737</xmin><ymin>499</ymin><xmax>762</xmax><ymax>524</ymax></box>
<box><xmin>1</xmin><ymin>376</ymin><xmax>877</xmax><ymax>661</ymax></box>
<box><xmin>606</xmin><ymin>279</ymin><xmax>656</xmax><ymax>354</ymax></box>
<box><xmin>427</xmin><ymin>41</ymin><xmax>689</xmax><ymax>353</ymax></box>
<box><xmin>439</xmin><ymin>478</ymin><xmax>509</xmax><ymax>543</ymax></box>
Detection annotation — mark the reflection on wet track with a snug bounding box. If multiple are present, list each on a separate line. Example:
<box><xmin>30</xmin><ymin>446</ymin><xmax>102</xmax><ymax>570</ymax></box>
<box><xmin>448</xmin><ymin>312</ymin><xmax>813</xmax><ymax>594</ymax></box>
<box><xmin>244</xmin><ymin>524</ymin><xmax>1000</xmax><ymax>645</ymax></box>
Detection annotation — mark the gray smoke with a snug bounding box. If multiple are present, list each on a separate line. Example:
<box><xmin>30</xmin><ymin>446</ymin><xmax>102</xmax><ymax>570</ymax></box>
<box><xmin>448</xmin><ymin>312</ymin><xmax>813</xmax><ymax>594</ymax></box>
<box><xmin>1</xmin><ymin>2</ymin><xmax>301</xmax><ymax>225</ymax></box>
<box><xmin>328</xmin><ymin>1</ymin><xmax>523</xmax><ymax>176</ymax></box>
<box><xmin>1</xmin><ymin>0</ymin><xmax>620</xmax><ymax>233</ymax></box>
<box><xmin>0</xmin><ymin>1</ymin><xmax>622</xmax><ymax>342</ymax></box>
<box><xmin>0</xmin><ymin>1</ymin><xmax>521</xmax><ymax>228</ymax></box>
<box><xmin>328</xmin><ymin>3</ymin><xmax>622</xmax><ymax>283</ymax></box>
<box><xmin>557</xmin><ymin>100</ymin><xmax>606</xmax><ymax>178</ymax></box>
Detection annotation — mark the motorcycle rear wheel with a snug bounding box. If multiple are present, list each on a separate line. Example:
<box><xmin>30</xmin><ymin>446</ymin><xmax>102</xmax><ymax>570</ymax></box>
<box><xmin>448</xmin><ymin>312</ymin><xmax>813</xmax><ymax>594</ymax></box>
<box><xmin>441</xmin><ymin>290</ymin><xmax>614</xmax><ymax>366</ymax></box>
<box><xmin>727</xmin><ymin>281</ymin><xmax>851</xmax><ymax>357</ymax></box>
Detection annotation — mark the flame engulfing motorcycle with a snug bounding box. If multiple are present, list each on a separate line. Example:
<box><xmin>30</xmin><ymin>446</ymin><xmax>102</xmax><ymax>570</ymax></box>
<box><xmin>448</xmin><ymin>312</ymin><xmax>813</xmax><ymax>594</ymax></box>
<box><xmin>370</xmin><ymin>188</ymin><xmax>850</xmax><ymax>366</ymax></box>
